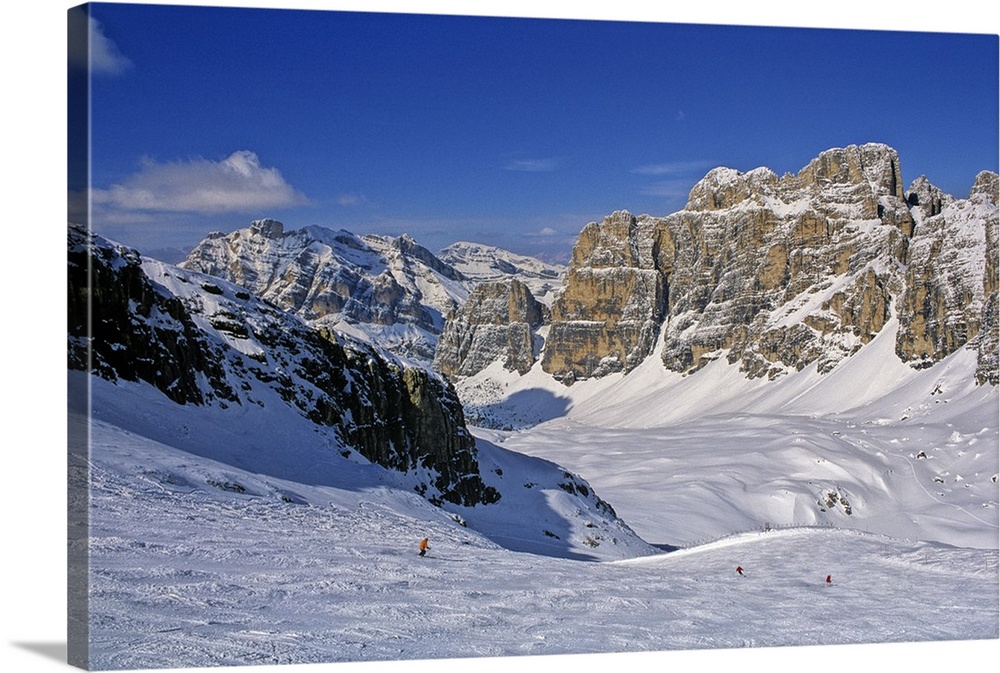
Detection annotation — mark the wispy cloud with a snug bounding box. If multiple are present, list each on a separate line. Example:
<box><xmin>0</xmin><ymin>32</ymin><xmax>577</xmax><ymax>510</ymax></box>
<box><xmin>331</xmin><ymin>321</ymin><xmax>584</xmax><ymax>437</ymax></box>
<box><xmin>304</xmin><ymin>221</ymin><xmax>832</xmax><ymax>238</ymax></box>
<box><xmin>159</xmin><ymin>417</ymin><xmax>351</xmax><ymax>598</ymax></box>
<box><xmin>504</xmin><ymin>157</ymin><xmax>562</xmax><ymax>172</ymax></box>
<box><xmin>631</xmin><ymin>160</ymin><xmax>714</xmax><ymax>177</ymax></box>
<box><xmin>91</xmin><ymin>151</ymin><xmax>311</xmax><ymax>215</ymax></box>
<box><xmin>336</xmin><ymin>193</ymin><xmax>368</xmax><ymax>206</ymax></box>
<box><xmin>525</xmin><ymin>226</ymin><xmax>558</xmax><ymax>237</ymax></box>
<box><xmin>68</xmin><ymin>8</ymin><xmax>132</xmax><ymax>75</ymax></box>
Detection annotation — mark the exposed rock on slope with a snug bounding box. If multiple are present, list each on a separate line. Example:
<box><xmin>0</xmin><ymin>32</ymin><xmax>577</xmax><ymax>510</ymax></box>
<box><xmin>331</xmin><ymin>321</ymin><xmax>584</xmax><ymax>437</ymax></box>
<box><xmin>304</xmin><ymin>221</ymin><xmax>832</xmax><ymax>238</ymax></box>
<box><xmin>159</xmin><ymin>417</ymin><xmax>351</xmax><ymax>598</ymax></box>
<box><xmin>540</xmin><ymin>211</ymin><xmax>667</xmax><ymax>382</ymax></box>
<box><xmin>68</xmin><ymin>223</ymin><xmax>499</xmax><ymax>507</ymax></box>
<box><xmin>896</xmin><ymin>171</ymin><xmax>999</xmax><ymax>384</ymax></box>
<box><xmin>658</xmin><ymin>143</ymin><xmax>913</xmax><ymax>379</ymax></box>
<box><xmin>537</xmin><ymin>143</ymin><xmax>997</xmax><ymax>383</ymax></box>
<box><xmin>180</xmin><ymin>220</ymin><xmax>468</xmax><ymax>363</ymax></box>
<box><xmin>433</xmin><ymin>279</ymin><xmax>547</xmax><ymax>377</ymax></box>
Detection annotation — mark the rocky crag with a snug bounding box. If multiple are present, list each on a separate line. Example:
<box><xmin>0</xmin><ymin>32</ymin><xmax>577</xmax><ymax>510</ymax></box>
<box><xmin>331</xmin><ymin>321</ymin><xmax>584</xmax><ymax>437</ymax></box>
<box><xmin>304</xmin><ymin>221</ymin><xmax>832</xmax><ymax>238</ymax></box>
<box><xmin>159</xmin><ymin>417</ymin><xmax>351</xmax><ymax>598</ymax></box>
<box><xmin>897</xmin><ymin>171</ymin><xmax>999</xmax><ymax>384</ymax></box>
<box><xmin>180</xmin><ymin>223</ymin><xmax>566</xmax><ymax>367</ymax></box>
<box><xmin>180</xmin><ymin>220</ymin><xmax>468</xmax><ymax>364</ymax></box>
<box><xmin>433</xmin><ymin>279</ymin><xmax>547</xmax><ymax>377</ymax></box>
<box><xmin>448</xmin><ymin>143</ymin><xmax>996</xmax><ymax>385</ymax></box>
<box><xmin>68</xmin><ymin>223</ymin><xmax>500</xmax><ymax>507</ymax></box>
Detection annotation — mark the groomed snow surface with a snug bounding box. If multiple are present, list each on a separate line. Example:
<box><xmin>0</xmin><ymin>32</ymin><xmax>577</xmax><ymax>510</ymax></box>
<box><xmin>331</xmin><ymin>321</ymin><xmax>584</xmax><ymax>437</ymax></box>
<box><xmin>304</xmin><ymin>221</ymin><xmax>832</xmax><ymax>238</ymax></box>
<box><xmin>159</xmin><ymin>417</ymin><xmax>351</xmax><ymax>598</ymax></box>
<box><xmin>69</xmin><ymin>311</ymin><xmax>999</xmax><ymax>672</ymax></box>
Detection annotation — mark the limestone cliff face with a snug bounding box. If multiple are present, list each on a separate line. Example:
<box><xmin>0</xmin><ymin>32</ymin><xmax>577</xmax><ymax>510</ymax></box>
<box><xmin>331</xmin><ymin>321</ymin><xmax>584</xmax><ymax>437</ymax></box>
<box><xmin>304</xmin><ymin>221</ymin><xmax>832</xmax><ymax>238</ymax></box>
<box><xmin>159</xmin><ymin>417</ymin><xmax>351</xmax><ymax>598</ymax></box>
<box><xmin>896</xmin><ymin>171</ymin><xmax>999</xmax><ymax>384</ymax></box>
<box><xmin>433</xmin><ymin>279</ymin><xmax>546</xmax><ymax>377</ymax></box>
<box><xmin>658</xmin><ymin>144</ymin><xmax>912</xmax><ymax>379</ymax></box>
<box><xmin>540</xmin><ymin>211</ymin><xmax>668</xmax><ymax>381</ymax></box>
<box><xmin>537</xmin><ymin>144</ymin><xmax>997</xmax><ymax>383</ymax></box>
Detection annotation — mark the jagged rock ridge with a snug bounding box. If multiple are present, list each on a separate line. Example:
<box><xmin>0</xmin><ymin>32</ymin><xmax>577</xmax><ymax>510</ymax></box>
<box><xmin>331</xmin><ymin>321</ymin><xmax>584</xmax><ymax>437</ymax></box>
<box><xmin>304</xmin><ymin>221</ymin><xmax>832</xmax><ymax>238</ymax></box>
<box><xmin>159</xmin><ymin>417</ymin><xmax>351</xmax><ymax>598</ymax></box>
<box><xmin>180</xmin><ymin>220</ymin><xmax>469</xmax><ymax>364</ymax></box>
<box><xmin>531</xmin><ymin>143</ymin><xmax>997</xmax><ymax>384</ymax></box>
<box><xmin>180</xmin><ymin>223</ymin><xmax>567</xmax><ymax>367</ymax></box>
<box><xmin>68</xmin><ymin>223</ymin><xmax>500</xmax><ymax>507</ymax></box>
<box><xmin>897</xmin><ymin>171</ymin><xmax>999</xmax><ymax>384</ymax></box>
<box><xmin>433</xmin><ymin>279</ymin><xmax>548</xmax><ymax>377</ymax></box>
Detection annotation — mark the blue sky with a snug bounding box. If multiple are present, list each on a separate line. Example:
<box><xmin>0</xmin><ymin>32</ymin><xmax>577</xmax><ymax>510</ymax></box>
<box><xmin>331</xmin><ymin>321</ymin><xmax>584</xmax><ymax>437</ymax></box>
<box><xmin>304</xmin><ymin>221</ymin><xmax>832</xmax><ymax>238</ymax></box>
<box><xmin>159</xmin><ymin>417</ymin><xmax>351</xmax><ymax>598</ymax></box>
<box><xmin>72</xmin><ymin>2</ymin><xmax>999</xmax><ymax>263</ymax></box>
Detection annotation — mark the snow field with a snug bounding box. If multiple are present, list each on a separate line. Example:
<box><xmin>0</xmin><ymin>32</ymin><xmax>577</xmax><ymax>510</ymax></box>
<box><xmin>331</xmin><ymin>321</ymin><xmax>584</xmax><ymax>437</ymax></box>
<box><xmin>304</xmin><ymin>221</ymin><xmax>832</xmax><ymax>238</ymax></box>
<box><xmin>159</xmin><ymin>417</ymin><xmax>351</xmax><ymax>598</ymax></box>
<box><xmin>84</xmin><ymin>418</ymin><xmax>998</xmax><ymax>670</ymax></box>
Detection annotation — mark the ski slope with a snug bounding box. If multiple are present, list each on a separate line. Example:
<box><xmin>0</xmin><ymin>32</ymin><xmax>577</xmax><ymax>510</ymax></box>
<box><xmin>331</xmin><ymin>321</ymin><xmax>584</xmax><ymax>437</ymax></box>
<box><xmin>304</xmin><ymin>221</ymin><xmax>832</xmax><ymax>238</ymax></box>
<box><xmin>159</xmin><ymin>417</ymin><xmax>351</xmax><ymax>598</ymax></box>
<box><xmin>58</xmin><ymin>308</ymin><xmax>998</xmax><ymax>672</ymax></box>
<box><xmin>80</xmin><ymin>413</ymin><xmax>997</xmax><ymax>670</ymax></box>
<box><xmin>41</xmin><ymin>281</ymin><xmax>997</xmax><ymax>673</ymax></box>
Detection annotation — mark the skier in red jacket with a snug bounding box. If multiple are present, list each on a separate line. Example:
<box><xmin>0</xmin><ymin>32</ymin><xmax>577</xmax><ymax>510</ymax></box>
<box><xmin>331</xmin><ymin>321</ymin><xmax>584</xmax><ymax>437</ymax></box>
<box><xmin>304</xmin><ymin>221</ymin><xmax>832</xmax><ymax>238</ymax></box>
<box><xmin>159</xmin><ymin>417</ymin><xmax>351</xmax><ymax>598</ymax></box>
<box><xmin>419</xmin><ymin>538</ymin><xmax>430</xmax><ymax>557</ymax></box>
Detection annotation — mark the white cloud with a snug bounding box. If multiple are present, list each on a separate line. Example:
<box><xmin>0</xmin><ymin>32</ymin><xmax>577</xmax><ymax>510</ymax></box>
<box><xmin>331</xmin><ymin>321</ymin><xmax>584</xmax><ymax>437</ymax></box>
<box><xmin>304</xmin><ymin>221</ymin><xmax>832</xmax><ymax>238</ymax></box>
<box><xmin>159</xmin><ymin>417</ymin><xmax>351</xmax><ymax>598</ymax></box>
<box><xmin>638</xmin><ymin>179</ymin><xmax>698</xmax><ymax>200</ymax></box>
<box><xmin>91</xmin><ymin>151</ymin><xmax>311</xmax><ymax>214</ymax></box>
<box><xmin>631</xmin><ymin>160</ymin><xmax>714</xmax><ymax>176</ymax></box>
<box><xmin>68</xmin><ymin>8</ymin><xmax>132</xmax><ymax>75</ymax></box>
<box><xmin>632</xmin><ymin>159</ymin><xmax>715</xmax><ymax>205</ymax></box>
<box><xmin>336</xmin><ymin>193</ymin><xmax>367</xmax><ymax>206</ymax></box>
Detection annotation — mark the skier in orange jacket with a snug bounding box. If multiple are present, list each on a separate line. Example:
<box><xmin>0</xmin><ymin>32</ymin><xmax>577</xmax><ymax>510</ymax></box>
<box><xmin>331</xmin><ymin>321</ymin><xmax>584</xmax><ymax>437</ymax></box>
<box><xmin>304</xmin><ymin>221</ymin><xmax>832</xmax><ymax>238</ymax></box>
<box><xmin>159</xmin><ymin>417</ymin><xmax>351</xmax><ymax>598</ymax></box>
<box><xmin>419</xmin><ymin>538</ymin><xmax>430</xmax><ymax>557</ymax></box>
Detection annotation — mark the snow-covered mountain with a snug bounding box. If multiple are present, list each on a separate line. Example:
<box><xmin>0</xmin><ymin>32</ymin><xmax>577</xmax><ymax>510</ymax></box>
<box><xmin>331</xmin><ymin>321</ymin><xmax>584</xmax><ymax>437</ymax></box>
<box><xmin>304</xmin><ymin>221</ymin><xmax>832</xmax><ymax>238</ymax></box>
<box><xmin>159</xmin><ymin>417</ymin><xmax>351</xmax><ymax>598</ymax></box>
<box><xmin>437</xmin><ymin>240</ymin><xmax>566</xmax><ymax>306</ymax></box>
<box><xmin>66</xmin><ymin>142</ymin><xmax>998</xmax><ymax>671</ymax></box>
<box><xmin>180</xmin><ymin>219</ymin><xmax>470</xmax><ymax>364</ymax></box>
<box><xmin>68</xmin><ymin>222</ymin><xmax>651</xmax><ymax>554</ymax></box>
<box><xmin>530</xmin><ymin>144</ymin><xmax>999</xmax><ymax>385</ymax></box>
<box><xmin>66</xmin><ymin>226</ymin><xmax>999</xmax><ymax>667</ymax></box>
<box><xmin>435</xmin><ymin>144</ymin><xmax>998</xmax><ymax>551</ymax></box>
<box><xmin>179</xmin><ymin>222</ymin><xmax>566</xmax><ymax>367</ymax></box>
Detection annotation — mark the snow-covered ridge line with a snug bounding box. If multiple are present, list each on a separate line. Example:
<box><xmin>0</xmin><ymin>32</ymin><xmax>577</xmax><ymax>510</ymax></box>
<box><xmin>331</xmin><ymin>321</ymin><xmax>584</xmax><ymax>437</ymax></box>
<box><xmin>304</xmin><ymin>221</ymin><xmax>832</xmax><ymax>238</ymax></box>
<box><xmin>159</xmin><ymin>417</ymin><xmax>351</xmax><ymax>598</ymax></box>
<box><xmin>180</xmin><ymin>220</ymin><xmax>566</xmax><ymax>367</ymax></box>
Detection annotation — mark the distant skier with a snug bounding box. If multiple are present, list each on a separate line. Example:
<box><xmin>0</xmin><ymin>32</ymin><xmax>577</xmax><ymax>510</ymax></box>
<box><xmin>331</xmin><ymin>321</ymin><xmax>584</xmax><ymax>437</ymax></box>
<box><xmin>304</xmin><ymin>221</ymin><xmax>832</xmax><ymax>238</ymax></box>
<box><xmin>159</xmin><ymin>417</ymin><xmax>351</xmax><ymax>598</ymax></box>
<box><xmin>736</xmin><ymin>566</ymin><xmax>744</xmax><ymax>576</ymax></box>
<box><xmin>825</xmin><ymin>574</ymin><xmax>832</xmax><ymax>586</ymax></box>
<box><xmin>419</xmin><ymin>537</ymin><xmax>430</xmax><ymax>557</ymax></box>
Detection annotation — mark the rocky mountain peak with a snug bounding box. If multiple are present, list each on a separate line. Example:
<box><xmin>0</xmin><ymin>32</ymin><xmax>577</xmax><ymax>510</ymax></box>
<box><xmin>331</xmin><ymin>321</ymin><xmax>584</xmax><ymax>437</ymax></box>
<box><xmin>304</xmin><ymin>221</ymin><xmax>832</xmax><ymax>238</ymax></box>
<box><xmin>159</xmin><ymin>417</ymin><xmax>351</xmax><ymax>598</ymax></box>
<box><xmin>531</xmin><ymin>144</ymin><xmax>995</xmax><ymax>384</ymax></box>
<box><xmin>181</xmin><ymin>222</ymin><xmax>469</xmax><ymax>363</ymax></box>
<box><xmin>249</xmin><ymin>218</ymin><xmax>284</xmax><ymax>239</ymax></box>
<box><xmin>906</xmin><ymin>176</ymin><xmax>951</xmax><ymax>219</ymax></box>
<box><xmin>971</xmin><ymin>170</ymin><xmax>999</xmax><ymax>205</ymax></box>
<box><xmin>433</xmin><ymin>278</ymin><xmax>547</xmax><ymax>377</ymax></box>
<box><xmin>685</xmin><ymin>166</ymin><xmax>780</xmax><ymax>212</ymax></box>
<box><xmin>795</xmin><ymin>143</ymin><xmax>905</xmax><ymax>201</ymax></box>
<box><xmin>437</xmin><ymin>241</ymin><xmax>566</xmax><ymax>307</ymax></box>
<box><xmin>570</xmin><ymin>210</ymin><xmax>643</xmax><ymax>268</ymax></box>
<box><xmin>896</xmin><ymin>170</ymin><xmax>999</xmax><ymax>383</ymax></box>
